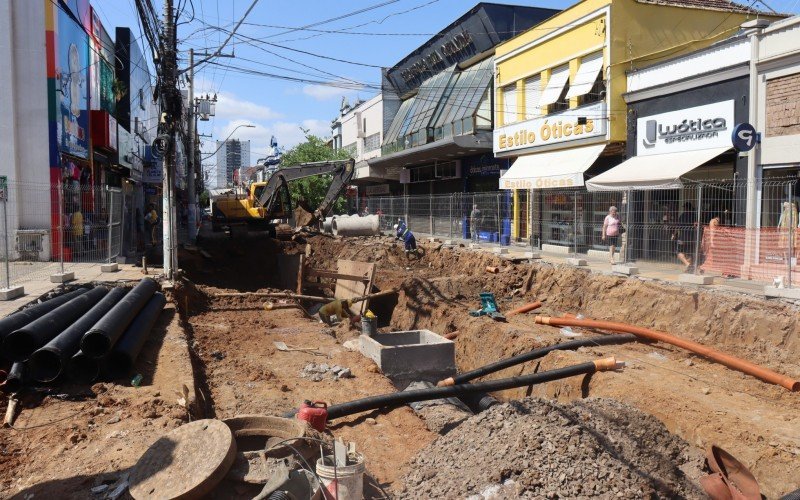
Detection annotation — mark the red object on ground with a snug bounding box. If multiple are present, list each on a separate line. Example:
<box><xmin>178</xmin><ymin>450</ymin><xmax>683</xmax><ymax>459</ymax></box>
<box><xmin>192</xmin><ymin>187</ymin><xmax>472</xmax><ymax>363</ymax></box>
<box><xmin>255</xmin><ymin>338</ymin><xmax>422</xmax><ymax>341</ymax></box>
<box><xmin>297</xmin><ymin>400</ymin><xmax>328</xmax><ymax>431</ymax></box>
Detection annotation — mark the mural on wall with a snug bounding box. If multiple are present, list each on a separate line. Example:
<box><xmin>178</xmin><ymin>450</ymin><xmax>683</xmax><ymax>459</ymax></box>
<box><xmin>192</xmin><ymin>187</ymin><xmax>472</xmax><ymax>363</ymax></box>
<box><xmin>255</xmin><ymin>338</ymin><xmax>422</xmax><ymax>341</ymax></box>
<box><xmin>55</xmin><ymin>4</ymin><xmax>90</xmax><ymax>159</ymax></box>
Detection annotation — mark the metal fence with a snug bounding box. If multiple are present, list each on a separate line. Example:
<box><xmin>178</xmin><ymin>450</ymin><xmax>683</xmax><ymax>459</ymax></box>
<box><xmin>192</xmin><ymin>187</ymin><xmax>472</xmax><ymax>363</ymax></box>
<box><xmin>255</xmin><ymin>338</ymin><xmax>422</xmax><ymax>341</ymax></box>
<box><xmin>366</xmin><ymin>179</ymin><xmax>800</xmax><ymax>286</ymax></box>
<box><xmin>0</xmin><ymin>181</ymin><xmax>123</xmax><ymax>288</ymax></box>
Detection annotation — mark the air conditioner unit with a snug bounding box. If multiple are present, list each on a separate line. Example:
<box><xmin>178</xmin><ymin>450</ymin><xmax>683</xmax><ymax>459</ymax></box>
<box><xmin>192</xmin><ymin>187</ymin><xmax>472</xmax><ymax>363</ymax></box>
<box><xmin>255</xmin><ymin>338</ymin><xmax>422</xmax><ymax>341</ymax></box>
<box><xmin>16</xmin><ymin>229</ymin><xmax>49</xmax><ymax>262</ymax></box>
<box><xmin>356</xmin><ymin>112</ymin><xmax>365</xmax><ymax>138</ymax></box>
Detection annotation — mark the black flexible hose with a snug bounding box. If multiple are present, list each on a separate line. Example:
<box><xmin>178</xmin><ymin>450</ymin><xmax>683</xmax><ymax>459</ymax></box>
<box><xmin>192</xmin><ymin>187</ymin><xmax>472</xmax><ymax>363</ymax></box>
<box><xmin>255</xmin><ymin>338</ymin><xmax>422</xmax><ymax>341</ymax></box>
<box><xmin>81</xmin><ymin>278</ymin><xmax>158</xmax><ymax>358</ymax></box>
<box><xmin>326</xmin><ymin>361</ymin><xmax>607</xmax><ymax>420</ymax></box>
<box><xmin>4</xmin><ymin>287</ymin><xmax>109</xmax><ymax>362</ymax></box>
<box><xmin>29</xmin><ymin>287</ymin><xmax>129</xmax><ymax>382</ymax></box>
<box><xmin>444</xmin><ymin>334</ymin><xmax>639</xmax><ymax>386</ymax></box>
<box><xmin>0</xmin><ymin>288</ymin><xmax>89</xmax><ymax>350</ymax></box>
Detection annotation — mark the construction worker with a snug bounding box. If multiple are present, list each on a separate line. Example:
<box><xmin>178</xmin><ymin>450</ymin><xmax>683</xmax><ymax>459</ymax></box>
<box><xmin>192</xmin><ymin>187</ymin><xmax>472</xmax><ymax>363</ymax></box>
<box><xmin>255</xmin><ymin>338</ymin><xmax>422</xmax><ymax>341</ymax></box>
<box><xmin>394</xmin><ymin>219</ymin><xmax>417</xmax><ymax>255</ymax></box>
<box><xmin>317</xmin><ymin>298</ymin><xmax>357</xmax><ymax>326</ymax></box>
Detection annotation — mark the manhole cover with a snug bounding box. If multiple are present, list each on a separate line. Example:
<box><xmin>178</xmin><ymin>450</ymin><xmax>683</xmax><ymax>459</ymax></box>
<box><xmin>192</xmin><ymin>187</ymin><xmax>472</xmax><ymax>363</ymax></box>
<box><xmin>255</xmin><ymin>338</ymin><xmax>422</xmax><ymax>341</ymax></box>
<box><xmin>129</xmin><ymin>419</ymin><xmax>236</xmax><ymax>499</ymax></box>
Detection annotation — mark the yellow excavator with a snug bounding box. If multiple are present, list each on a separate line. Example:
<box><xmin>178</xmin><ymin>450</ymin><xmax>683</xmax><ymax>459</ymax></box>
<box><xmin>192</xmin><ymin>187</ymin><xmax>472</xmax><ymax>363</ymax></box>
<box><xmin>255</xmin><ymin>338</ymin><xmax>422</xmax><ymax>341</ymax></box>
<box><xmin>211</xmin><ymin>159</ymin><xmax>355</xmax><ymax>234</ymax></box>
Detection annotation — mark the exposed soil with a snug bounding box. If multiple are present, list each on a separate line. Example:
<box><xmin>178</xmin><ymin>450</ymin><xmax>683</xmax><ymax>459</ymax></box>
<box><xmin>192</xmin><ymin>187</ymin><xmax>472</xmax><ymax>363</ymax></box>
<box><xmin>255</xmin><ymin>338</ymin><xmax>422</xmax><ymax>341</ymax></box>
<box><xmin>399</xmin><ymin>397</ymin><xmax>705</xmax><ymax>499</ymax></box>
<box><xmin>1</xmin><ymin>230</ymin><xmax>798</xmax><ymax>498</ymax></box>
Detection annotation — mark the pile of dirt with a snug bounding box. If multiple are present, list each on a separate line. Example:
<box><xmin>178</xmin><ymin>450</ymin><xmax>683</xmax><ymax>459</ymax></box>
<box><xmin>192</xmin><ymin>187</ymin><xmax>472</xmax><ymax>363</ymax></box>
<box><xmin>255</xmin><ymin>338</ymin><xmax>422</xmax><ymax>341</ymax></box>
<box><xmin>399</xmin><ymin>397</ymin><xmax>705</xmax><ymax>499</ymax></box>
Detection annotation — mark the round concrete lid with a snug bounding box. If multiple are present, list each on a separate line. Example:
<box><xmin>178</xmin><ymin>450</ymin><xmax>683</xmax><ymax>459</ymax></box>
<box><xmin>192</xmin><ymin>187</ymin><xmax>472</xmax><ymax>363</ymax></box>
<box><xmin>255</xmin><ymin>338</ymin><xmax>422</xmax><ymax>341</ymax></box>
<box><xmin>129</xmin><ymin>419</ymin><xmax>236</xmax><ymax>499</ymax></box>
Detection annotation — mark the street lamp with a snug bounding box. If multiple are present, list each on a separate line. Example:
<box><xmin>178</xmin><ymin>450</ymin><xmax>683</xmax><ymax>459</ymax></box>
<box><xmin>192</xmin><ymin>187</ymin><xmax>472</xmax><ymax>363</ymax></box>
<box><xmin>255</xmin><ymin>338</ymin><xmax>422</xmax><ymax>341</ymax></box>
<box><xmin>201</xmin><ymin>124</ymin><xmax>256</xmax><ymax>160</ymax></box>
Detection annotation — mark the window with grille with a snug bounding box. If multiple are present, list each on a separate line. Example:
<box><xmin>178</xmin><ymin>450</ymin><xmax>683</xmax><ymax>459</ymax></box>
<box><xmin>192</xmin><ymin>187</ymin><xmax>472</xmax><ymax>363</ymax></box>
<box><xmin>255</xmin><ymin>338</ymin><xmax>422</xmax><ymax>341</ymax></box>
<box><xmin>579</xmin><ymin>72</ymin><xmax>606</xmax><ymax>106</ymax></box>
<box><xmin>363</xmin><ymin>132</ymin><xmax>380</xmax><ymax>152</ymax></box>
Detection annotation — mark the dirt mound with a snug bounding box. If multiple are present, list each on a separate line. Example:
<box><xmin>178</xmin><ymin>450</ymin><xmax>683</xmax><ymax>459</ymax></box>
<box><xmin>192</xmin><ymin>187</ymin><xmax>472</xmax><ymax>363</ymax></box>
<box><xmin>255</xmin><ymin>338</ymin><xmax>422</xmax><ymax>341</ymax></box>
<box><xmin>399</xmin><ymin>397</ymin><xmax>705</xmax><ymax>499</ymax></box>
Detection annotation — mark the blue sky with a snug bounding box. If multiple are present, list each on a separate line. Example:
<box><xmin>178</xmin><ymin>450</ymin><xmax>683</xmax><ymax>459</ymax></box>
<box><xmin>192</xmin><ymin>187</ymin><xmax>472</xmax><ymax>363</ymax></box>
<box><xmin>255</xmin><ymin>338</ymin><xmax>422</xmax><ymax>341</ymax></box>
<box><xmin>94</xmin><ymin>0</ymin><xmax>800</xmax><ymax>169</ymax></box>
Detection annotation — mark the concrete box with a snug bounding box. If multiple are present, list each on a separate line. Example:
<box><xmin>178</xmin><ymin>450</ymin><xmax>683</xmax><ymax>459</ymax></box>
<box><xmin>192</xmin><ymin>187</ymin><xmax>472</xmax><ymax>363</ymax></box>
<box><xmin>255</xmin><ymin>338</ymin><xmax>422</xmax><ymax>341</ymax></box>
<box><xmin>612</xmin><ymin>264</ymin><xmax>639</xmax><ymax>276</ymax></box>
<box><xmin>0</xmin><ymin>286</ymin><xmax>24</xmax><ymax>301</ymax></box>
<box><xmin>679</xmin><ymin>273</ymin><xmax>714</xmax><ymax>285</ymax></box>
<box><xmin>542</xmin><ymin>244</ymin><xmax>570</xmax><ymax>254</ymax></box>
<box><xmin>50</xmin><ymin>272</ymin><xmax>75</xmax><ymax>283</ymax></box>
<box><xmin>359</xmin><ymin>330</ymin><xmax>456</xmax><ymax>381</ymax></box>
<box><xmin>567</xmin><ymin>258</ymin><xmax>588</xmax><ymax>266</ymax></box>
<box><xmin>101</xmin><ymin>263</ymin><xmax>119</xmax><ymax>273</ymax></box>
<box><xmin>764</xmin><ymin>286</ymin><xmax>800</xmax><ymax>300</ymax></box>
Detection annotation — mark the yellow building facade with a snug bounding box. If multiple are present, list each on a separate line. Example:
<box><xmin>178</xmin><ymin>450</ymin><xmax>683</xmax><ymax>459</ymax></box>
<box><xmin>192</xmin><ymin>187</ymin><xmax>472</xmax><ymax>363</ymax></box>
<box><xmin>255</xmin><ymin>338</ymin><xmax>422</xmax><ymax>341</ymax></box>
<box><xmin>493</xmin><ymin>0</ymin><xmax>774</xmax><ymax>242</ymax></box>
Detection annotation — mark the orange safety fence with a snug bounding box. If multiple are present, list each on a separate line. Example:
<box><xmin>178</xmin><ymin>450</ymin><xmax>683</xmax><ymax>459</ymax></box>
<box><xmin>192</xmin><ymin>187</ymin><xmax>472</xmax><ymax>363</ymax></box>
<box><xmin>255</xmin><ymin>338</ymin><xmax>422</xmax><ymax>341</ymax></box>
<box><xmin>701</xmin><ymin>226</ymin><xmax>799</xmax><ymax>282</ymax></box>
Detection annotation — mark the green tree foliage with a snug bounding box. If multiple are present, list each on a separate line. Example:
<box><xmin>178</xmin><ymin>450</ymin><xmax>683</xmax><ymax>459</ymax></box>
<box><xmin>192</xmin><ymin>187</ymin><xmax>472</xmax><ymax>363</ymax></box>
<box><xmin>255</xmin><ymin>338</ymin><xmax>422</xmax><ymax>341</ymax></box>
<box><xmin>279</xmin><ymin>130</ymin><xmax>351</xmax><ymax>213</ymax></box>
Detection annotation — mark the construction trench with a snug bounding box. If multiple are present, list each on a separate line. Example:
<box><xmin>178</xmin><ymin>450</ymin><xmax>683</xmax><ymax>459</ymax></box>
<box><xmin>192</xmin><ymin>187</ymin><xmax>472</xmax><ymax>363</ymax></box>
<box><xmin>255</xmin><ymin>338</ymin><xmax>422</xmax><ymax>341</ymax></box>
<box><xmin>1</xmin><ymin>230</ymin><xmax>799</xmax><ymax>499</ymax></box>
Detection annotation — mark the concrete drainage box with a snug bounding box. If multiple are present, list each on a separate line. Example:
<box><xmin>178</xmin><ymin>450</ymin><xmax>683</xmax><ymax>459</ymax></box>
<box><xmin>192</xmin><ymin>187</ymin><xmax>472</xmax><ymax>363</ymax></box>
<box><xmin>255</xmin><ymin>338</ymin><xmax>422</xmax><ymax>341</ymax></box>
<box><xmin>359</xmin><ymin>330</ymin><xmax>456</xmax><ymax>382</ymax></box>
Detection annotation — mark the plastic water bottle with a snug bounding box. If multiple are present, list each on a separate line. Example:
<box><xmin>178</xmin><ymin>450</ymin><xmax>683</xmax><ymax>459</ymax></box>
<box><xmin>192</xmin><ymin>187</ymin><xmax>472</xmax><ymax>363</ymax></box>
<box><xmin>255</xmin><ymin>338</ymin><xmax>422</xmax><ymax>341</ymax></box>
<box><xmin>131</xmin><ymin>374</ymin><xmax>143</xmax><ymax>387</ymax></box>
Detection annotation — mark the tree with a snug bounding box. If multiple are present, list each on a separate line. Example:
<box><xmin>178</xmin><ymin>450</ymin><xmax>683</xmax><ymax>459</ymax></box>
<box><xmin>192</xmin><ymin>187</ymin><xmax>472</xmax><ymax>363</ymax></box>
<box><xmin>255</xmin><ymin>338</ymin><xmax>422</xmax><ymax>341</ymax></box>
<box><xmin>279</xmin><ymin>130</ymin><xmax>351</xmax><ymax>213</ymax></box>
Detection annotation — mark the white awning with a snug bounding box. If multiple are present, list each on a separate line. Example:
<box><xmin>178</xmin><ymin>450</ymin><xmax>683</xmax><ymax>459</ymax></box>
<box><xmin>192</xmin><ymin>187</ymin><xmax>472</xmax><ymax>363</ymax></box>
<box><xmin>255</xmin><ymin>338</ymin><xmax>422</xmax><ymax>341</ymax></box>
<box><xmin>566</xmin><ymin>53</ymin><xmax>604</xmax><ymax>99</ymax></box>
<box><xmin>585</xmin><ymin>147</ymin><xmax>731</xmax><ymax>191</ymax></box>
<box><xmin>538</xmin><ymin>66</ymin><xmax>571</xmax><ymax>107</ymax></box>
<box><xmin>499</xmin><ymin>143</ymin><xmax>607</xmax><ymax>190</ymax></box>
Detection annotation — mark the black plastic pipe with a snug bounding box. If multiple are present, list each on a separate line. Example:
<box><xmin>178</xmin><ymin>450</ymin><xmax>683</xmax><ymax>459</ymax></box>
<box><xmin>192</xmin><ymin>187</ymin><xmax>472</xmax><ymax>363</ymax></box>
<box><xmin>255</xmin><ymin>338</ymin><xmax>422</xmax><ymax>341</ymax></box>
<box><xmin>29</xmin><ymin>287</ymin><xmax>129</xmax><ymax>382</ymax></box>
<box><xmin>67</xmin><ymin>351</ymin><xmax>101</xmax><ymax>384</ymax></box>
<box><xmin>4</xmin><ymin>287</ymin><xmax>109</xmax><ymax>362</ymax></box>
<box><xmin>457</xmin><ymin>392</ymin><xmax>500</xmax><ymax>413</ymax></box>
<box><xmin>5</xmin><ymin>362</ymin><xmax>25</xmax><ymax>393</ymax></box>
<box><xmin>439</xmin><ymin>334</ymin><xmax>639</xmax><ymax>386</ymax></box>
<box><xmin>0</xmin><ymin>288</ymin><xmax>89</xmax><ymax>349</ymax></box>
<box><xmin>326</xmin><ymin>359</ymin><xmax>617</xmax><ymax>420</ymax></box>
<box><xmin>104</xmin><ymin>292</ymin><xmax>166</xmax><ymax>379</ymax></box>
<box><xmin>80</xmin><ymin>278</ymin><xmax>159</xmax><ymax>358</ymax></box>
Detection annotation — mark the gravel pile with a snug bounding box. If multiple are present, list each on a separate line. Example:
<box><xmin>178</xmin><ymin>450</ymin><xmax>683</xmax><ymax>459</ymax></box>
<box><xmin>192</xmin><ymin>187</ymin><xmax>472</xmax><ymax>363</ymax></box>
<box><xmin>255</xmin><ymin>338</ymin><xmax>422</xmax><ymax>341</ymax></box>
<box><xmin>299</xmin><ymin>362</ymin><xmax>353</xmax><ymax>382</ymax></box>
<box><xmin>399</xmin><ymin>397</ymin><xmax>704</xmax><ymax>499</ymax></box>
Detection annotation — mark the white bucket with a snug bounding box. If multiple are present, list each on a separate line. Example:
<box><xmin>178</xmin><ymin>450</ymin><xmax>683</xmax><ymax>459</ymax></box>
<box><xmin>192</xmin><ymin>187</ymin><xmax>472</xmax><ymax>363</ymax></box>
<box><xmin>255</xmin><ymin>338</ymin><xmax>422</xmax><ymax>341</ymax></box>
<box><xmin>316</xmin><ymin>452</ymin><xmax>365</xmax><ymax>500</ymax></box>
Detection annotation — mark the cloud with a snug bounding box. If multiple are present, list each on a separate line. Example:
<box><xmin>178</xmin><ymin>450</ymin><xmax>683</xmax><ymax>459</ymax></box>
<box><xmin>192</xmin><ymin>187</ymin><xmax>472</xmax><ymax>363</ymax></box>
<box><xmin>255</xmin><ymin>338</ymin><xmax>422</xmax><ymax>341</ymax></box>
<box><xmin>302</xmin><ymin>84</ymin><xmax>362</xmax><ymax>101</ymax></box>
<box><xmin>213</xmin><ymin>91</ymin><xmax>283</xmax><ymax>121</ymax></box>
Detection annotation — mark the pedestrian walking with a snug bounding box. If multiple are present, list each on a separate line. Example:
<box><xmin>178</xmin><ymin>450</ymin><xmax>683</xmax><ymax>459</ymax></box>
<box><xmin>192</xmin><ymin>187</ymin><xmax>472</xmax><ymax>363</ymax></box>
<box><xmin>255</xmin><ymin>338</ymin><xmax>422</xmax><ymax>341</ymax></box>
<box><xmin>602</xmin><ymin>206</ymin><xmax>622</xmax><ymax>264</ymax></box>
<box><xmin>470</xmin><ymin>204</ymin><xmax>482</xmax><ymax>243</ymax></box>
<box><xmin>672</xmin><ymin>202</ymin><xmax>697</xmax><ymax>272</ymax></box>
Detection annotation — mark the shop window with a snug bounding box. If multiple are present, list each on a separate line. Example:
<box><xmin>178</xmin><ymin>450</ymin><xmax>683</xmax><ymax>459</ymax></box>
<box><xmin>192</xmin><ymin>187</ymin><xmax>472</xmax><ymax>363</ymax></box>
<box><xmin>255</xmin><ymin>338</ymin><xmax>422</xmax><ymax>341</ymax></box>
<box><xmin>435</xmin><ymin>161</ymin><xmax>458</xmax><ymax>179</ymax></box>
<box><xmin>502</xmin><ymin>84</ymin><xmax>517</xmax><ymax>125</ymax></box>
<box><xmin>579</xmin><ymin>72</ymin><xmax>606</xmax><ymax>107</ymax></box>
<box><xmin>410</xmin><ymin>165</ymin><xmax>434</xmax><ymax>183</ymax></box>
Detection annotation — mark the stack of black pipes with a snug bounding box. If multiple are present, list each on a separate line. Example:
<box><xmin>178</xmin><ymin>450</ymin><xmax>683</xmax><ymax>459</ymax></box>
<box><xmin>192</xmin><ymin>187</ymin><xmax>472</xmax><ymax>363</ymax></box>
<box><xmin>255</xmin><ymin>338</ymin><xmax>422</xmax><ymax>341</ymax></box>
<box><xmin>0</xmin><ymin>278</ymin><xmax>166</xmax><ymax>392</ymax></box>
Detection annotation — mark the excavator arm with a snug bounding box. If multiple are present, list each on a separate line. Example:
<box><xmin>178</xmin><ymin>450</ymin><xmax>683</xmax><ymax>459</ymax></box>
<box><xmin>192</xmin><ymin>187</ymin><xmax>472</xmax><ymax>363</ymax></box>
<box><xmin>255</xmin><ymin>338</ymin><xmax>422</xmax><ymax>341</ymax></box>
<box><xmin>255</xmin><ymin>159</ymin><xmax>355</xmax><ymax>225</ymax></box>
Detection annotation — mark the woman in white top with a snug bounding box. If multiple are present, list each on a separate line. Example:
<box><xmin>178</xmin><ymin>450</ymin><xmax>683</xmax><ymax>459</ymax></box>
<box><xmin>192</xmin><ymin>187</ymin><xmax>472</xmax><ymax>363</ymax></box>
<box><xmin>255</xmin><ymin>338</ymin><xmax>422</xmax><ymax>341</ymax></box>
<box><xmin>602</xmin><ymin>206</ymin><xmax>621</xmax><ymax>264</ymax></box>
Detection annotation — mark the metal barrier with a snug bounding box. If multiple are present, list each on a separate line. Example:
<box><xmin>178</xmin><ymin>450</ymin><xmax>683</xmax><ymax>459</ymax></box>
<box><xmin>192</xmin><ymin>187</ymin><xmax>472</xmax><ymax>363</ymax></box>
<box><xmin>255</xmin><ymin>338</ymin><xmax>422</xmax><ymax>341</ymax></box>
<box><xmin>366</xmin><ymin>178</ymin><xmax>798</xmax><ymax>286</ymax></box>
<box><xmin>0</xmin><ymin>181</ymin><xmax>124</xmax><ymax>288</ymax></box>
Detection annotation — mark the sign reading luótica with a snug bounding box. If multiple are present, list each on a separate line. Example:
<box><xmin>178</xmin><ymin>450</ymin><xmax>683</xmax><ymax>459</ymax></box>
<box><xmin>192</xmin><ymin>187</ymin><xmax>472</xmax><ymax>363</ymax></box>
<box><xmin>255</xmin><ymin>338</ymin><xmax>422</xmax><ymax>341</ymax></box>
<box><xmin>493</xmin><ymin>102</ymin><xmax>607</xmax><ymax>155</ymax></box>
<box><xmin>637</xmin><ymin>100</ymin><xmax>734</xmax><ymax>156</ymax></box>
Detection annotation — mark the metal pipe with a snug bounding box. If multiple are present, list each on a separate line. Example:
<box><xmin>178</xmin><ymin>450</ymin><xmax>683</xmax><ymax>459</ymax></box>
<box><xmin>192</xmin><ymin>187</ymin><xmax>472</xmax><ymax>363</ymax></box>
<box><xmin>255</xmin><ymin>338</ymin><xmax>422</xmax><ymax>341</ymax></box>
<box><xmin>535</xmin><ymin>315</ymin><xmax>800</xmax><ymax>392</ymax></box>
<box><xmin>331</xmin><ymin>215</ymin><xmax>380</xmax><ymax>237</ymax></box>
<box><xmin>325</xmin><ymin>358</ymin><xmax>620</xmax><ymax>420</ymax></box>
<box><xmin>66</xmin><ymin>350</ymin><xmax>101</xmax><ymax>384</ymax></box>
<box><xmin>80</xmin><ymin>278</ymin><xmax>159</xmax><ymax>358</ymax></box>
<box><xmin>28</xmin><ymin>287</ymin><xmax>129</xmax><ymax>382</ymax></box>
<box><xmin>5</xmin><ymin>362</ymin><xmax>25</xmax><ymax>393</ymax></box>
<box><xmin>4</xmin><ymin>287</ymin><xmax>109</xmax><ymax>362</ymax></box>
<box><xmin>104</xmin><ymin>292</ymin><xmax>166</xmax><ymax>379</ymax></box>
<box><xmin>0</xmin><ymin>288</ymin><xmax>89</xmax><ymax>348</ymax></box>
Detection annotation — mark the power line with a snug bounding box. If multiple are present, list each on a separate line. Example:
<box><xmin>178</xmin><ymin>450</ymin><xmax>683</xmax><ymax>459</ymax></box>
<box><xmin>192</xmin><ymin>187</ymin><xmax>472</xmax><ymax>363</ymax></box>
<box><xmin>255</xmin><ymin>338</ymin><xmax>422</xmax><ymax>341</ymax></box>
<box><xmin>265</xmin><ymin>0</ymin><xmax>400</xmax><ymax>40</ymax></box>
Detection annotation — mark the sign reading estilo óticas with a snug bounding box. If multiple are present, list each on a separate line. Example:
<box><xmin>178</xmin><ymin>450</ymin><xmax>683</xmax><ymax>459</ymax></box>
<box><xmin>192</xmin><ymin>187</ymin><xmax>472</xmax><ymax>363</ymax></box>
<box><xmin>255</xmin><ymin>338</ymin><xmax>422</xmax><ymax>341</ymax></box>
<box><xmin>637</xmin><ymin>100</ymin><xmax>734</xmax><ymax>156</ymax></box>
<box><xmin>493</xmin><ymin>102</ymin><xmax>607</xmax><ymax>155</ymax></box>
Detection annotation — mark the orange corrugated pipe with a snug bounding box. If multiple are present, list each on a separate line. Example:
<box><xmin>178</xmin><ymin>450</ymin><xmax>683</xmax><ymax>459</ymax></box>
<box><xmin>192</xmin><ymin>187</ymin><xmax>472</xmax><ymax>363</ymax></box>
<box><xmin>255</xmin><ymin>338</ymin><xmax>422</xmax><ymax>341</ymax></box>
<box><xmin>506</xmin><ymin>301</ymin><xmax>543</xmax><ymax>317</ymax></box>
<box><xmin>534</xmin><ymin>316</ymin><xmax>799</xmax><ymax>392</ymax></box>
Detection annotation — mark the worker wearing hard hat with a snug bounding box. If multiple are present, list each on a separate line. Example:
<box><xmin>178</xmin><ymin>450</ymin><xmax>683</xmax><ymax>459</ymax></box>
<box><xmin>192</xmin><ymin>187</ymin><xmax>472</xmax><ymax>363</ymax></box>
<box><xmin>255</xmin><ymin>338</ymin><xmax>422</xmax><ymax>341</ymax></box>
<box><xmin>394</xmin><ymin>219</ymin><xmax>418</xmax><ymax>255</ymax></box>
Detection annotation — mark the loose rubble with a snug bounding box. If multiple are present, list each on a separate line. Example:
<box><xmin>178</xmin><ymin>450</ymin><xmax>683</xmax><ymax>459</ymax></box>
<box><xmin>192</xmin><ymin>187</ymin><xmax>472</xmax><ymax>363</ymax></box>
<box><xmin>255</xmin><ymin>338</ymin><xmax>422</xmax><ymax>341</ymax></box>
<box><xmin>299</xmin><ymin>362</ymin><xmax>354</xmax><ymax>381</ymax></box>
<box><xmin>399</xmin><ymin>397</ymin><xmax>705</xmax><ymax>499</ymax></box>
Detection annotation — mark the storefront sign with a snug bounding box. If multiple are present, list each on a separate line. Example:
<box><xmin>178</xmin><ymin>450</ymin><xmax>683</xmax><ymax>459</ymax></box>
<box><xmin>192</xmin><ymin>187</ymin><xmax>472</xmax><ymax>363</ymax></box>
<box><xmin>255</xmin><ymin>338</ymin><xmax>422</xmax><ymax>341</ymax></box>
<box><xmin>500</xmin><ymin>172</ymin><xmax>583</xmax><ymax>190</ymax></box>
<box><xmin>493</xmin><ymin>102</ymin><xmax>607</xmax><ymax>154</ymax></box>
<box><xmin>90</xmin><ymin>111</ymin><xmax>117</xmax><ymax>151</ymax></box>
<box><xmin>56</xmin><ymin>6</ymin><xmax>90</xmax><ymax>159</ymax></box>
<box><xmin>637</xmin><ymin>100</ymin><xmax>734</xmax><ymax>156</ymax></box>
<box><xmin>143</xmin><ymin>163</ymin><xmax>162</xmax><ymax>184</ymax></box>
<box><xmin>400</xmin><ymin>32</ymin><xmax>474</xmax><ymax>84</ymax></box>
<box><xmin>365</xmin><ymin>184</ymin><xmax>391</xmax><ymax>196</ymax></box>
<box><xmin>731</xmin><ymin>123</ymin><xmax>758</xmax><ymax>152</ymax></box>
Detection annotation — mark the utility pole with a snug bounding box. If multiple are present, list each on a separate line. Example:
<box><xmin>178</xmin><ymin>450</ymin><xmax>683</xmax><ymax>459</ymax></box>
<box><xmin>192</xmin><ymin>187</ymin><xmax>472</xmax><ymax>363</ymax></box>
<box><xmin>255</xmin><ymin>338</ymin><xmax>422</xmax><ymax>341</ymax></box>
<box><xmin>187</xmin><ymin>48</ymin><xmax>196</xmax><ymax>243</ymax></box>
<box><xmin>161</xmin><ymin>0</ymin><xmax>177</xmax><ymax>279</ymax></box>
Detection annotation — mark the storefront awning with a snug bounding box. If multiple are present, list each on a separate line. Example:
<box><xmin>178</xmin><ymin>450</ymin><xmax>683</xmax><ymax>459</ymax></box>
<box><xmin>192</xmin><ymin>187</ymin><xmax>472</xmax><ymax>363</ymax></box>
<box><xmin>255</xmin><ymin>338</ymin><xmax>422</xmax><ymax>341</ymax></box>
<box><xmin>566</xmin><ymin>52</ymin><xmax>604</xmax><ymax>99</ymax></box>
<box><xmin>585</xmin><ymin>146</ymin><xmax>731</xmax><ymax>191</ymax></box>
<box><xmin>538</xmin><ymin>65</ymin><xmax>571</xmax><ymax>107</ymax></box>
<box><xmin>499</xmin><ymin>143</ymin><xmax>606</xmax><ymax>190</ymax></box>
